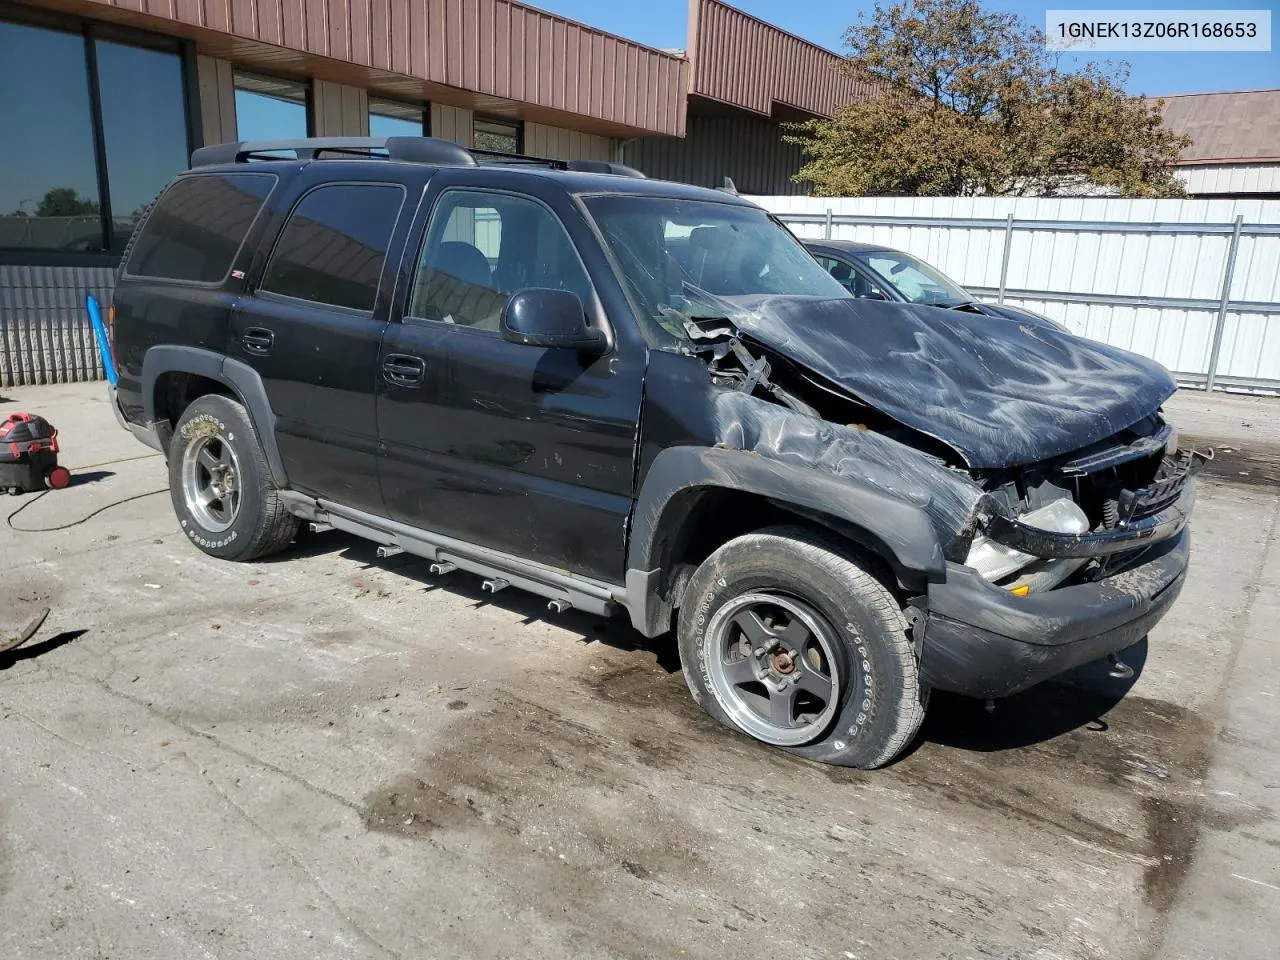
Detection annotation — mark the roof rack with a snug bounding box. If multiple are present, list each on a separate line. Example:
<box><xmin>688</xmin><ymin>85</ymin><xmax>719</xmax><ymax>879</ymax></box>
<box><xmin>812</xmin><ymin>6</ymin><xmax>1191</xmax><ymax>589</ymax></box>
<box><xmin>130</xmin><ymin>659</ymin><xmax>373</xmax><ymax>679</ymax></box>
<box><xmin>470</xmin><ymin>149</ymin><xmax>646</xmax><ymax>178</ymax></box>
<box><xmin>190</xmin><ymin>136</ymin><xmax>645</xmax><ymax>178</ymax></box>
<box><xmin>190</xmin><ymin>137</ymin><xmax>477</xmax><ymax>168</ymax></box>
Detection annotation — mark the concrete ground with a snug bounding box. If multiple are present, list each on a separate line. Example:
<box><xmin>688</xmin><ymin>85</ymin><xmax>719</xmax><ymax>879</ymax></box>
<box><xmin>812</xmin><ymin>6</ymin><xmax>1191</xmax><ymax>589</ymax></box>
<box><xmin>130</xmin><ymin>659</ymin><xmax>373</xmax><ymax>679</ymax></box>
<box><xmin>0</xmin><ymin>382</ymin><xmax>1276</xmax><ymax>960</ymax></box>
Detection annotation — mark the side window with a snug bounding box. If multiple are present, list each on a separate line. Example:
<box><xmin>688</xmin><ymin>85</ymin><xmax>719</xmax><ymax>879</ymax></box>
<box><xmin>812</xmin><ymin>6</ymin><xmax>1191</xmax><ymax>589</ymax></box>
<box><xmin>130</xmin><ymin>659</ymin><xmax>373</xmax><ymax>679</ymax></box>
<box><xmin>816</xmin><ymin>255</ymin><xmax>856</xmax><ymax>293</ymax></box>
<box><xmin>819</xmin><ymin>255</ymin><xmax>887</xmax><ymax>300</ymax></box>
<box><xmin>261</xmin><ymin>183</ymin><xmax>405</xmax><ymax>312</ymax></box>
<box><xmin>126</xmin><ymin>173</ymin><xmax>276</xmax><ymax>282</ymax></box>
<box><xmin>408</xmin><ymin>190</ymin><xmax>592</xmax><ymax>332</ymax></box>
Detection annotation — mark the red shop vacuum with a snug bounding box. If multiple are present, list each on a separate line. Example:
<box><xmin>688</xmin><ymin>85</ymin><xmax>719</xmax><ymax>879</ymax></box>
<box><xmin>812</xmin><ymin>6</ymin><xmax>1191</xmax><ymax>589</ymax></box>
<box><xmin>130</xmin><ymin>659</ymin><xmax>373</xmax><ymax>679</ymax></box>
<box><xmin>0</xmin><ymin>413</ymin><xmax>71</xmax><ymax>495</ymax></box>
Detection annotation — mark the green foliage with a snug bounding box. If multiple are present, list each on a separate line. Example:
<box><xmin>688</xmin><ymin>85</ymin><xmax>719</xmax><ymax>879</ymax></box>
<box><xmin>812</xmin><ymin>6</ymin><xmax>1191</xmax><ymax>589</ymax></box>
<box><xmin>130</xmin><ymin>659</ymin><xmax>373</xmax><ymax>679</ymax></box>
<box><xmin>786</xmin><ymin>0</ymin><xmax>1190</xmax><ymax>197</ymax></box>
<box><xmin>35</xmin><ymin>187</ymin><xmax>101</xmax><ymax>218</ymax></box>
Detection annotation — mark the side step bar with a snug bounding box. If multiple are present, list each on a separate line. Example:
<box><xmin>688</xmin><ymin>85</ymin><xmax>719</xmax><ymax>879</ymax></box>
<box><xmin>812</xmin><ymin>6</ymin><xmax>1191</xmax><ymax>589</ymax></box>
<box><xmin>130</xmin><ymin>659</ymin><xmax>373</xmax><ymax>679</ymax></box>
<box><xmin>281</xmin><ymin>492</ymin><xmax>625</xmax><ymax>618</ymax></box>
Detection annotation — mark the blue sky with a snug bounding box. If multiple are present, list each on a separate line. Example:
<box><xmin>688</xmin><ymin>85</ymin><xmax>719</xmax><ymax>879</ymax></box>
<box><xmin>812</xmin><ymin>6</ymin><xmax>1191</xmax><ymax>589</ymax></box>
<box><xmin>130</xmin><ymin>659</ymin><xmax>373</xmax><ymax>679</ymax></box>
<box><xmin>533</xmin><ymin>0</ymin><xmax>1279</xmax><ymax>96</ymax></box>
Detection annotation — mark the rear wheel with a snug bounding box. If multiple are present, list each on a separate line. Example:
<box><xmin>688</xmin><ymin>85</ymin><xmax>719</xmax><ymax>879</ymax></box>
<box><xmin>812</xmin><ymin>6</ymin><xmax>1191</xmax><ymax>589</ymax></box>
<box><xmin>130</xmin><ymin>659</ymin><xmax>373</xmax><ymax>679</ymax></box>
<box><xmin>678</xmin><ymin>525</ymin><xmax>928</xmax><ymax>769</ymax></box>
<box><xmin>169</xmin><ymin>395</ymin><xmax>299</xmax><ymax>561</ymax></box>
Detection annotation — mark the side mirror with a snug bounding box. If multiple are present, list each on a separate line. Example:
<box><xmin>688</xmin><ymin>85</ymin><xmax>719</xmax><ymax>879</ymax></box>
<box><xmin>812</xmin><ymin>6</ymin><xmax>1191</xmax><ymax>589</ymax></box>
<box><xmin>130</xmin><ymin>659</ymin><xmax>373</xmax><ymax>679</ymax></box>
<box><xmin>501</xmin><ymin>289</ymin><xmax>607</xmax><ymax>355</ymax></box>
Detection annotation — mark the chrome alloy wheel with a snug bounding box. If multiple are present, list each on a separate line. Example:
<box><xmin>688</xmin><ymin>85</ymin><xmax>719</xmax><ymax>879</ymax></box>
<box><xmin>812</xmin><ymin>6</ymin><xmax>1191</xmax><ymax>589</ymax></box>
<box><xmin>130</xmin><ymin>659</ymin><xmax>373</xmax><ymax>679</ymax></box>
<box><xmin>703</xmin><ymin>593</ymin><xmax>841</xmax><ymax>746</ymax></box>
<box><xmin>181</xmin><ymin>433</ymin><xmax>242</xmax><ymax>533</ymax></box>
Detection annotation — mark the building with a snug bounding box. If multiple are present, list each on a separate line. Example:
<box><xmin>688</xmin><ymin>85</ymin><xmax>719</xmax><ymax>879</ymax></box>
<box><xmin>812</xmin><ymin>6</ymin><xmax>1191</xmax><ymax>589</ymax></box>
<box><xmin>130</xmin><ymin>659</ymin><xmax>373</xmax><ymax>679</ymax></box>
<box><xmin>0</xmin><ymin>0</ymin><xmax>865</xmax><ymax>386</ymax></box>
<box><xmin>621</xmin><ymin>0</ymin><xmax>872</xmax><ymax>195</ymax></box>
<box><xmin>1157</xmin><ymin>89</ymin><xmax>1280</xmax><ymax>199</ymax></box>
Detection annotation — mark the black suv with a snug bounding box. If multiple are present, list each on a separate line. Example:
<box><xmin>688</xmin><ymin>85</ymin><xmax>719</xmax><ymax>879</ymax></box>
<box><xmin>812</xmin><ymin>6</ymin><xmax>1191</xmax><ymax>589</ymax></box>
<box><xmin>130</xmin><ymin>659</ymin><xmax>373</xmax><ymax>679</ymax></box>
<box><xmin>109</xmin><ymin>136</ymin><xmax>1198</xmax><ymax>769</ymax></box>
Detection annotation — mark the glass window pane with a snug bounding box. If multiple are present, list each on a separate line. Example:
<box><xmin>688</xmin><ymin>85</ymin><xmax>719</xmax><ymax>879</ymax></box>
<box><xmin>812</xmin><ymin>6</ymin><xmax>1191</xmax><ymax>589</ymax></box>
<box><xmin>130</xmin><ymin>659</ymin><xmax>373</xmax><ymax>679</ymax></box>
<box><xmin>128</xmin><ymin>173</ymin><xmax>276</xmax><ymax>282</ymax></box>
<box><xmin>96</xmin><ymin>39</ymin><xmax>190</xmax><ymax>252</ymax></box>
<box><xmin>262</xmin><ymin>184</ymin><xmax>405</xmax><ymax>311</ymax></box>
<box><xmin>235</xmin><ymin>72</ymin><xmax>309</xmax><ymax>141</ymax></box>
<box><xmin>0</xmin><ymin>20</ymin><xmax>103</xmax><ymax>251</ymax></box>
<box><xmin>369</xmin><ymin>98</ymin><xmax>423</xmax><ymax>139</ymax></box>
<box><xmin>409</xmin><ymin>190</ymin><xmax>591</xmax><ymax>332</ymax></box>
<box><xmin>472</xmin><ymin>117</ymin><xmax>520</xmax><ymax>155</ymax></box>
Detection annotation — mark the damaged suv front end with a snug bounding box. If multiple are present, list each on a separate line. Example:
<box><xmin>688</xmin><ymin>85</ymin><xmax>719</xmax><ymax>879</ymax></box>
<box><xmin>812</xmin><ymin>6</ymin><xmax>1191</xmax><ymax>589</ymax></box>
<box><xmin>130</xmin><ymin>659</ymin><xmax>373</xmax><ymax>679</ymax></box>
<box><xmin>587</xmin><ymin>194</ymin><xmax>1199</xmax><ymax>704</ymax></box>
<box><xmin>923</xmin><ymin>418</ymin><xmax>1199</xmax><ymax>699</ymax></box>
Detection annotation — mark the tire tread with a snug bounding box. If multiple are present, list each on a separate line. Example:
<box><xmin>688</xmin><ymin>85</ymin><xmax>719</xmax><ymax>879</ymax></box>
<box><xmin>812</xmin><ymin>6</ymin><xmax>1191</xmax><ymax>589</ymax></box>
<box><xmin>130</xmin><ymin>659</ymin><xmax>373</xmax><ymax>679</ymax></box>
<box><xmin>760</xmin><ymin>525</ymin><xmax>928</xmax><ymax>769</ymax></box>
<box><xmin>170</xmin><ymin>395</ymin><xmax>299</xmax><ymax>562</ymax></box>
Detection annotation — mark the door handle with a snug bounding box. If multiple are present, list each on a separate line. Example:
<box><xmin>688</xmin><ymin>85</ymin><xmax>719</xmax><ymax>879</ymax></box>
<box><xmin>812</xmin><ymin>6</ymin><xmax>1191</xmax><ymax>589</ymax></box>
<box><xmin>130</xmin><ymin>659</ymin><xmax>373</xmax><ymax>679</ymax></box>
<box><xmin>382</xmin><ymin>354</ymin><xmax>426</xmax><ymax>387</ymax></box>
<box><xmin>242</xmin><ymin>327</ymin><xmax>274</xmax><ymax>356</ymax></box>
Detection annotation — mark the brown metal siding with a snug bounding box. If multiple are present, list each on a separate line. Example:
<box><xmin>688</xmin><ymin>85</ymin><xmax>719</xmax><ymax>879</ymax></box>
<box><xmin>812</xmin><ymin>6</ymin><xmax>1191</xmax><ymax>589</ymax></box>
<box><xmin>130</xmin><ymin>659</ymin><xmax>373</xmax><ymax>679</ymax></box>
<box><xmin>622</xmin><ymin>113</ymin><xmax>807</xmax><ymax>195</ymax></box>
<box><xmin>688</xmin><ymin>0</ymin><xmax>872</xmax><ymax>119</ymax></box>
<box><xmin>75</xmin><ymin>0</ymin><xmax>688</xmax><ymax>136</ymax></box>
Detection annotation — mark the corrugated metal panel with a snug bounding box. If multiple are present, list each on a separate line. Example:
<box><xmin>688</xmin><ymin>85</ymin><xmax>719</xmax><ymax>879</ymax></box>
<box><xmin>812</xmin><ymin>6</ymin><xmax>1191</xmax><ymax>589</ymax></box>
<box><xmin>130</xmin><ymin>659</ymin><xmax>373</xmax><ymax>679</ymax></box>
<box><xmin>79</xmin><ymin>0</ymin><xmax>688</xmax><ymax>137</ymax></box>
<box><xmin>313</xmin><ymin>80</ymin><xmax>370</xmax><ymax>137</ymax></box>
<box><xmin>197</xmin><ymin>56</ymin><xmax>237</xmax><ymax>146</ymax></box>
<box><xmin>688</xmin><ymin>0</ymin><xmax>872</xmax><ymax>118</ymax></box>
<box><xmin>1180</xmin><ymin>164</ymin><xmax>1280</xmax><ymax>197</ymax></box>
<box><xmin>431</xmin><ymin>104</ymin><xmax>475</xmax><ymax>147</ymax></box>
<box><xmin>524</xmin><ymin>122</ymin><xmax>612</xmax><ymax>161</ymax></box>
<box><xmin>0</xmin><ymin>266</ymin><xmax>114</xmax><ymax>387</ymax></box>
<box><xmin>622</xmin><ymin>114</ymin><xmax>806</xmax><ymax>194</ymax></box>
<box><xmin>753</xmin><ymin>194</ymin><xmax>1280</xmax><ymax>387</ymax></box>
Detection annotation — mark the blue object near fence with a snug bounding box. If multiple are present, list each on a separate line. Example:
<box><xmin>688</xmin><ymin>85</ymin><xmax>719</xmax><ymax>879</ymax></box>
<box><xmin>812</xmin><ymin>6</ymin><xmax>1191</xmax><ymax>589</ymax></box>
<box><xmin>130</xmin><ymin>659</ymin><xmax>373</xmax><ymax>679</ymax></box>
<box><xmin>86</xmin><ymin>294</ymin><xmax>118</xmax><ymax>387</ymax></box>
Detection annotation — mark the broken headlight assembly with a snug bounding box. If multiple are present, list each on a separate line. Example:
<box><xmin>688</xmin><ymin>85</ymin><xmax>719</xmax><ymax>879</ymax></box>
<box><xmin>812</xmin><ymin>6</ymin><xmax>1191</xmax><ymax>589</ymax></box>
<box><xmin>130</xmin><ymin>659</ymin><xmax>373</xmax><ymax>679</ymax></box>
<box><xmin>965</xmin><ymin>498</ymin><xmax>1090</xmax><ymax>595</ymax></box>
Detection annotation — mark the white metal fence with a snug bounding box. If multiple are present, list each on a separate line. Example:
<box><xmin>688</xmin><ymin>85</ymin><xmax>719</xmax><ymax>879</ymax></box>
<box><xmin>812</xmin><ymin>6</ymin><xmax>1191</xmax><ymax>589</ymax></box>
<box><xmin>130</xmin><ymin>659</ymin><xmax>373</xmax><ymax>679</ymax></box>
<box><xmin>751</xmin><ymin>195</ymin><xmax>1280</xmax><ymax>392</ymax></box>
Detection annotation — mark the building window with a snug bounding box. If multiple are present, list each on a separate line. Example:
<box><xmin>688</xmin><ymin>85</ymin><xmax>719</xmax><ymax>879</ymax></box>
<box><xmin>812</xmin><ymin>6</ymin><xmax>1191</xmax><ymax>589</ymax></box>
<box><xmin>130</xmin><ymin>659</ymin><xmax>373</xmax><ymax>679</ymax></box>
<box><xmin>97</xmin><ymin>39</ymin><xmax>191</xmax><ymax>250</ymax></box>
<box><xmin>473</xmin><ymin>116</ymin><xmax>521</xmax><ymax>155</ymax></box>
<box><xmin>234</xmin><ymin>71</ymin><xmax>310</xmax><ymax>141</ymax></box>
<box><xmin>0</xmin><ymin>14</ymin><xmax>191</xmax><ymax>256</ymax></box>
<box><xmin>369</xmin><ymin>98</ymin><xmax>425</xmax><ymax>139</ymax></box>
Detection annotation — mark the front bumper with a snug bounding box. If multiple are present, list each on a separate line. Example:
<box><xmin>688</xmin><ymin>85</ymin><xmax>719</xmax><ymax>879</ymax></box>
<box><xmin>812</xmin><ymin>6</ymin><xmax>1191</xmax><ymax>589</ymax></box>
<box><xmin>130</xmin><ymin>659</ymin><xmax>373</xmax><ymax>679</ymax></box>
<box><xmin>918</xmin><ymin>527</ymin><xmax>1189</xmax><ymax>698</ymax></box>
<box><xmin>108</xmin><ymin>384</ymin><xmax>163</xmax><ymax>453</ymax></box>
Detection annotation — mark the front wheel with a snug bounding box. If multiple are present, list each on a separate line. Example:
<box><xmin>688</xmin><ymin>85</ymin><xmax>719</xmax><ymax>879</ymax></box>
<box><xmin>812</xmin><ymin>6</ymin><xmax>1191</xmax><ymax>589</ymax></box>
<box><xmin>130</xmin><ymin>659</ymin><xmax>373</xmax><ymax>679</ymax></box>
<box><xmin>169</xmin><ymin>394</ymin><xmax>300</xmax><ymax>561</ymax></box>
<box><xmin>677</xmin><ymin>526</ymin><xmax>928</xmax><ymax>769</ymax></box>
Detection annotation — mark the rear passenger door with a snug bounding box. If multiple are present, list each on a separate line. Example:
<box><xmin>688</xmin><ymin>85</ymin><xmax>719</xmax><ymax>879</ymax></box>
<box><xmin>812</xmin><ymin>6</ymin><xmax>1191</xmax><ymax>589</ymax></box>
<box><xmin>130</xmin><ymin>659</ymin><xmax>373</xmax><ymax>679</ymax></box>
<box><xmin>230</xmin><ymin>175</ymin><xmax>409</xmax><ymax>513</ymax></box>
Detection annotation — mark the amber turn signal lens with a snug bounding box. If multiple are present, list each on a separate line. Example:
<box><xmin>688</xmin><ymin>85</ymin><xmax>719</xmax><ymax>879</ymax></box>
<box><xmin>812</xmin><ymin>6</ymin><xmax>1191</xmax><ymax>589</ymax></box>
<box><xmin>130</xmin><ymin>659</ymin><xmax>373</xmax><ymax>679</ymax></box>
<box><xmin>1010</xmin><ymin>584</ymin><xmax>1031</xmax><ymax>597</ymax></box>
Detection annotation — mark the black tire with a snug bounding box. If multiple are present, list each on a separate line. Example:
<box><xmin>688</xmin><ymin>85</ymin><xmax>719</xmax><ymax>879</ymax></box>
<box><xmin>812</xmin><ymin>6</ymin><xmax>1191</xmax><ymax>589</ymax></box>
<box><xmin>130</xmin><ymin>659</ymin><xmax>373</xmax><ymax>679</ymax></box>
<box><xmin>168</xmin><ymin>394</ymin><xmax>300</xmax><ymax>562</ymax></box>
<box><xmin>677</xmin><ymin>525</ymin><xmax>928</xmax><ymax>769</ymax></box>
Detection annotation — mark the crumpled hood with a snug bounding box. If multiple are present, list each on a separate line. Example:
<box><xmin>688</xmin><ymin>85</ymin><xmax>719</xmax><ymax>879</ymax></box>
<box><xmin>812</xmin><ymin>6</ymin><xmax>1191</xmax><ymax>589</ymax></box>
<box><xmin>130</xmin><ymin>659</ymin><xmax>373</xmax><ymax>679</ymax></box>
<box><xmin>728</xmin><ymin>295</ymin><xmax>1176</xmax><ymax>470</ymax></box>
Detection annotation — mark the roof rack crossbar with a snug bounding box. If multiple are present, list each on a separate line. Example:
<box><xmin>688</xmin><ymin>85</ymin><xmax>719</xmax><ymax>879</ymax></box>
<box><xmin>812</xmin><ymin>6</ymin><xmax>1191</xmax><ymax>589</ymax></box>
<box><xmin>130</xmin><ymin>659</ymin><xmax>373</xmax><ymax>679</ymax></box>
<box><xmin>189</xmin><ymin>137</ymin><xmax>644</xmax><ymax>178</ymax></box>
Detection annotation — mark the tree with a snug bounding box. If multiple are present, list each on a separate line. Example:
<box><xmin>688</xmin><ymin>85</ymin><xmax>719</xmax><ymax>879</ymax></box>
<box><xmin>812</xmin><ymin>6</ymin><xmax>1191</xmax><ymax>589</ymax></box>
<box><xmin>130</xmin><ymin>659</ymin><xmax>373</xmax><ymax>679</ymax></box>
<box><xmin>786</xmin><ymin>0</ymin><xmax>1190</xmax><ymax>197</ymax></box>
<box><xmin>35</xmin><ymin>187</ymin><xmax>101</xmax><ymax>218</ymax></box>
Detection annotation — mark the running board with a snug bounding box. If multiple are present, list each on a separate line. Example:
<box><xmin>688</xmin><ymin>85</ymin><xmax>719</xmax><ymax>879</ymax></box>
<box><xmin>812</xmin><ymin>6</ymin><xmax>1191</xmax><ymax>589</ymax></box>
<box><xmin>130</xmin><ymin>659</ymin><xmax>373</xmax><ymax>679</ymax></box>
<box><xmin>280</xmin><ymin>492</ymin><xmax>624</xmax><ymax>618</ymax></box>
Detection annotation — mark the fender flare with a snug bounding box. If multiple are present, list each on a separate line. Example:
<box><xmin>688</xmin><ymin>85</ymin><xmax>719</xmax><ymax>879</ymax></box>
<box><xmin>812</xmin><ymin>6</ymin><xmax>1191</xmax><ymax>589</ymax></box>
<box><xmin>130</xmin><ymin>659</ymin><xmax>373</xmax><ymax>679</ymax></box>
<box><xmin>623</xmin><ymin>446</ymin><xmax>945</xmax><ymax>637</ymax></box>
<box><xmin>141</xmin><ymin>345</ymin><xmax>288</xmax><ymax>487</ymax></box>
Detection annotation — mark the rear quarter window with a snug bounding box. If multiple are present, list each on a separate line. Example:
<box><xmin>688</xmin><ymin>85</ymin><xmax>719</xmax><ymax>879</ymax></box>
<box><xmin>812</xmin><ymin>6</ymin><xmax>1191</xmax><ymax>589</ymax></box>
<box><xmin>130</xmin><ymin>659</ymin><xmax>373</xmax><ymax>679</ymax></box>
<box><xmin>125</xmin><ymin>173</ymin><xmax>277</xmax><ymax>283</ymax></box>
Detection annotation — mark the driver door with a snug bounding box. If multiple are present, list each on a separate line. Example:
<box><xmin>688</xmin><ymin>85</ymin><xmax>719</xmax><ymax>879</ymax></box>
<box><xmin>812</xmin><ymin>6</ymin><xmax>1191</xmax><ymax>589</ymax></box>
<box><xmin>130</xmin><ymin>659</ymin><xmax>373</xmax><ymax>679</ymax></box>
<box><xmin>376</xmin><ymin>182</ymin><xmax>646</xmax><ymax>582</ymax></box>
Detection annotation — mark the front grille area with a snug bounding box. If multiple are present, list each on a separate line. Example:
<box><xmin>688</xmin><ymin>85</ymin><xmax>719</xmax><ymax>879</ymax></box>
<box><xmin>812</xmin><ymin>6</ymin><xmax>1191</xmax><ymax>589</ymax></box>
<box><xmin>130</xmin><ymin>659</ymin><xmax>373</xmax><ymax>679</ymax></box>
<box><xmin>1120</xmin><ymin>457</ymin><xmax>1190</xmax><ymax>524</ymax></box>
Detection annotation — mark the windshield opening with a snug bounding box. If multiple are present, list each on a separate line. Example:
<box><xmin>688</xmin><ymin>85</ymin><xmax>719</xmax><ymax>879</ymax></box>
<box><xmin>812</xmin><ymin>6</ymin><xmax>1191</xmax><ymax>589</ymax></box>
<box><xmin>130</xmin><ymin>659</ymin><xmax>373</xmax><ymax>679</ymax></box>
<box><xmin>584</xmin><ymin>196</ymin><xmax>850</xmax><ymax>342</ymax></box>
<box><xmin>854</xmin><ymin>251</ymin><xmax>971</xmax><ymax>308</ymax></box>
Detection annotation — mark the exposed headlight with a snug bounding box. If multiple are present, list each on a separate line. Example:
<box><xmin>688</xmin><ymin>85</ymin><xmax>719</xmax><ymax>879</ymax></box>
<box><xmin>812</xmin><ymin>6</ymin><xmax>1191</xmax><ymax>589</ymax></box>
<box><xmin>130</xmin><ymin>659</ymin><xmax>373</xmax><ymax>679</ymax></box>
<box><xmin>966</xmin><ymin>498</ymin><xmax>1090</xmax><ymax>583</ymax></box>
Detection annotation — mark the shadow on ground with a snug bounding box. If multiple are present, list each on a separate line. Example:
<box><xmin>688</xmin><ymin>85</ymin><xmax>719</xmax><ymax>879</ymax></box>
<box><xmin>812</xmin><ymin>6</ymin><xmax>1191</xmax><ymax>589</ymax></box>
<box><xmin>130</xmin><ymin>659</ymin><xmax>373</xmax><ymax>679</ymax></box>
<box><xmin>280</xmin><ymin>529</ymin><xmax>1153</xmax><ymax>756</ymax></box>
<box><xmin>0</xmin><ymin>629</ymin><xmax>88</xmax><ymax>670</ymax></box>
<box><xmin>273</xmin><ymin>529</ymin><xmax>682</xmax><ymax>671</ymax></box>
<box><xmin>917</xmin><ymin>638</ymin><xmax>1147</xmax><ymax>754</ymax></box>
<box><xmin>69</xmin><ymin>469</ymin><xmax>115</xmax><ymax>487</ymax></box>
